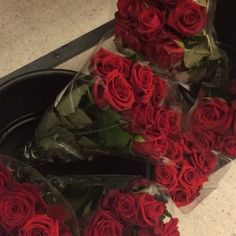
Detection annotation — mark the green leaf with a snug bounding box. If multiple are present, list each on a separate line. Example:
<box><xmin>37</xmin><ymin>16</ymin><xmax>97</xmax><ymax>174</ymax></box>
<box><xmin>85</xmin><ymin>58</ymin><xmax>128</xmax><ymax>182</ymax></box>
<box><xmin>184</xmin><ymin>37</ymin><xmax>211</xmax><ymax>68</ymax></box>
<box><xmin>133</xmin><ymin>135</ymin><xmax>145</xmax><ymax>143</ymax></box>
<box><xmin>56</xmin><ymin>83</ymin><xmax>89</xmax><ymax>116</ymax></box>
<box><xmin>68</xmin><ymin>108</ymin><xmax>92</xmax><ymax>129</ymax></box>
<box><xmin>77</xmin><ymin>136</ymin><xmax>99</xmax><ymax>148</ymax></box>
<box><xmin>96</xmin><ymin>109</ymin><xmax>131</xmax><ymax>148</ymax></box>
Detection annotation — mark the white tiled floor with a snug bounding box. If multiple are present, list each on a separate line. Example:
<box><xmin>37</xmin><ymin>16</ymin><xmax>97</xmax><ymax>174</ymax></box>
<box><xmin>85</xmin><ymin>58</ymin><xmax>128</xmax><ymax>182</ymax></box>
<box><xmin>1</xmin><ymin>1</ymin><xmax>236</xmax><ymax>235</ymax></box>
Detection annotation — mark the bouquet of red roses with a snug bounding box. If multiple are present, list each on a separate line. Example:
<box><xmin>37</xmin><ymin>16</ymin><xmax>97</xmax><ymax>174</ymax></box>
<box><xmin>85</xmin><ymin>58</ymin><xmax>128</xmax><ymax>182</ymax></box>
<box><xmin>29</xmin><ymin>31</ymin><xmax>233</xmax><ymax>211</ymax></box>
<box><xmin>0</xmin><ymin>155</ymin><xmax>79</xmax><ymax>235</ymax></box>
<box><xmin>47</xmin><ymin>175</ymin><xmax>180</xmax><ymax>236</ymax></box>
<box><xmin>115</xmin><ymin>0</ymin><xmax>228</xmax><ymax>85</ymax></box>
<box><xmin>27</xmin><ymin>0</ymin><xmax>234</xmax><ymax>212</ymax></box>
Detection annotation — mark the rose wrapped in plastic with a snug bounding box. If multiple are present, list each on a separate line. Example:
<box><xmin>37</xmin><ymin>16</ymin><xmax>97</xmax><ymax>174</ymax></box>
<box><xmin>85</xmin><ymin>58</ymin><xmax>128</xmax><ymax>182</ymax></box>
<box><xmin>0</xmin><ymin>155</ymin><xmax>79</xmax><ymax>235</ymax></box>
<box><xmin>31</xmin><ymin>45</ymin><xmax>170</xmax><ymax>163</ymax></box>
<box><xmin>47</xmin><ymin>175</ymin><xmax>180</xmax><ymax>236</ymax></box>
<box><xmin>115</xmin><ymin>0</ymin><xmax>228</xmax><ymax>85</ymax></box>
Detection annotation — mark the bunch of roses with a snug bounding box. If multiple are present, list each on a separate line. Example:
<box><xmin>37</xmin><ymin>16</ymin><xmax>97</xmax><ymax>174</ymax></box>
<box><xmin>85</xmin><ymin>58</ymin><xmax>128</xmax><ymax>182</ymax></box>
<box><xmin>82</xmin><ymin>188</ymin><xmax>180</xmax><ymax>236</ymax></box>
<box><xmin>155</xmin><ymin>97</ymin><xmax>236</xmax><ymax>207</ymax></box>
<box><xmin>89</xmin><ymin>48</ymin><xmax>236</xmax><ymax>208</ymax></box>
<box><xmin>0</xmin><ymin>163</ymin><xmax>72</xmax><ymax>236</ymax></box>
<box><xmin>90</xmin><ymin>48</ymin><xmax>167</xmax><ymax>111</ymax></box>
<box><xmin>115</xmin><ymin>0</ymin><xmax>207</xmax><ymax>69</ymax></box>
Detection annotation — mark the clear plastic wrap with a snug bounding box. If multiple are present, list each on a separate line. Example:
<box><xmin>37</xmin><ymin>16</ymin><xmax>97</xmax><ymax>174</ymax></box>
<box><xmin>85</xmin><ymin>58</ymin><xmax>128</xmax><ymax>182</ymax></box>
<box><xmin>25</xmin><ymin>0</ymin><xmax>234</xmax><ymax>211</ymax></box>
<box><xmin>47</xmin><ymin>175</ymin><xmax>180</xmax><ymax>236</ymax></box>
<box><xmin>114</xmin><ymin>0</ymin><xmax>228</xmax><ymax>86</ymax></box>
<box><xmin>0</xmin><ymin>155</ymin><xmax>79</xmax><ymax>235</ymax></box>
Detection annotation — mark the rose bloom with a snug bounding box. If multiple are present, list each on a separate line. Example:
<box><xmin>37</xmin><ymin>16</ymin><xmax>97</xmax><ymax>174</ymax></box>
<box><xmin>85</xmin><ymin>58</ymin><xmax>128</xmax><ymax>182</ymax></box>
<box><xmin>178</xmin><ymin>161</ymin><xmax>204</xmax><ymax>188</ymax></box>
<box><xmin>100</xmin><ymin>190</ymin><xmax>139</xmax><ymax>222</ymax></box>
<box><xmin>130</xmin><ymin>63</ymin><xmax>154</xmax><ymax>104</ymax></box>
<box><xmin>216</xmin><ymin>134</ymin><xmax>236</xmax><ymax>158</ymax></box>
<box><xmin>166</xmin><ymin>139</ymin><xmax>183</xmax><ymax>163</ymax></box>
<box><xmin>116</xmin><ymin>0</ymin><xmax>141</xmax><ymax>21</ymax></box>
<box><xmin>232</xmin><ymin>100</ymin><xmax>236</xmax><ymax>135</ymax></box>
<box><xmin>167</xmin><ymin>0</ymin><xmax>207</xmax><ymax>37</ymax></box>
<box><xmin>131</xmin><ymin>134</ymin><xmax>168</xmax><ymax>161</ymax></box>
<box><xmin>152</xmin><ymin>76</ymin><xmax>167</xmax><ymax>106</ymax></box>
<box><xmin>153</xmin><ymin>107</ymin><xmax>182</xmax><ymax>136</ymax></box>
<box><xmin>187</xmin><ymin>125</ymin><xmax>216</xmax><ymax>153</ymax></box>
<box><xmin>190</xmin><ymin>152</ymin><xmax>218</xmax><ymax>176</ymax></box>
<box><xmin>191</xmin><ymin>98</ymin><xmax>232</xmax><ymax>133</ymax></box>
<box><xmin>136</xmin><ymin>221</ymin><xmax>163</xmax><ymax>236</ymax></box>
<box><xmin>92</xmin><ymin>70</ymin><xmax>135</xmax><ymax>111</ymax></box>
<box><xmin>19</xmin><ymin>215</ymin><xmax>59</xmax><ymax>236</ymax></box>
<box><xmin>155</xmin><ymin>162</ymin><xmax>178</xmax><ymax>191</ymax></box>
<box><xmin>145</xmin><ymin>39</ymin><xmax>184</xmax><ymax>69</ymax></box>
<box><xmin>162</xmin><ymin>218</ymin><xmax>180</xmax><ymax>236</ymax></box>
<box><xmin>136</xmin><ymin>5</ymin><xmax>164</xmax><ymax>40</ymax></box>
<box><xmin>136</xmin><ymin>193</ymin><xmax>166</xmax><ymax>227</ymax></box>
<box><xmin>0</xmin><ymin>187</ymin><xmax>37</xmax><ymax>231</ymax></box>
<box><xmin>84</xmin><ymin>210</ymin><xmax>123</xmax><ymax>236</ymax></box>
<box><xmin>89</xmin><ymin>48</ymin><xmax>131</xmax><ymax>78</ymax></box>
<box><xmin>124</xmin><ymin>103</ymin><xmax>155</xmax><ymax>134</ymax></box>
<box><xmin>115</xmin><ymin>22</ymin><xmax>142</xmax><ymax>54</ymax></box>
<box><xmin>170</xmin><ymin>185</ymin><xmax>199</xmax><ymax>207</ymax></box>
<box><xmin>0</xmin><ymin>164</ymin><xmax>12</xmax><ymax>193</ymax></box>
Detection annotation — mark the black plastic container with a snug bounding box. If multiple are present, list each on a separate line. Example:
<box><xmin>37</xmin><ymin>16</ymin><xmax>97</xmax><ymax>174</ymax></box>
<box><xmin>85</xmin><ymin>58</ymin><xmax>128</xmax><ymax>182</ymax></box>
<box><xmin>0</xmin><ymin>69</ymin><xmax>151</xmax><ymax>177</ymax></box>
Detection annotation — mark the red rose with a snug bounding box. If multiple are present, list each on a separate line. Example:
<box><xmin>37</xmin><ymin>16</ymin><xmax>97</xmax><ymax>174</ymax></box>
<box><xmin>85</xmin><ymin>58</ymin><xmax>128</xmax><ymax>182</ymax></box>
<box><xmin>92</xmin><ymin>70</ymin><xmax>135</xmax><ymax>111</ymax></box>
<box><xmin>187</xmin><ymin>125</ymin><xmax>216</xmax><ymax>153</ymax></box>
<box><xmin>153</xmin><ymin>107</ymin><xmax>181</xmax><ymax>136</ymax></box>
<box><xmin>131</xmin><ymin>134</ymin><xmax>168</xmax><ymax>161</ymax></box>
<box><xmin>216</xmin><ymin>135</ymin><xmax>236</xmax><ymax>158</ymax></box>
<box><xmin>0</xmin><ymin>164</ymin><xmax>11</xmax><ymax>193</ymax></box>
<box><xmin>19</xmin><ymin>215</ymin><xmax>59</xmax><ymax>236</ymax></box>
<box><xmin>153</xmin><ymin>107</ymin><xmax>170</xmax><ymax>136</ymax></box>
<box><xmin>137</xmin><ymin>222</ymin><xmax>163</xmax><ymax>236</ymax></box>
<box><xmin>124</xmin><ymin>103</ymin><xmax>155</xmax><ymax>134</ymax></box>
<box><xmin>130</xmin><ymin>63</ymin><xmax>154</xmax><ymax>104</ymax></box>
<box><xmin>191</xmin><ymin>98</ymin><xmax>232</xmax><ymax>133</ymax></box>
<box><xmin>136</xmin><ymin>193</ymin><xmax>166</xmax><ymax>227</ymax></box>
<box><xmin>0</xmin><ymin>187</ymin><xmax>37</xmax><ymax>231</ymax></box>
<box><xmin>161</xmin><ymin>218</ymin><xmax>180</xmax><ymax>236</ymax></box>
<box><xmin>167</xmin><ymin>0</ymin><xmax>207</xmax><ymax>37</ymax></box>
<box><xmin>166</xmin><ymin>139</ymin><xmax>183</xmax><ymax>163</ymax></box>
<box><xmin>160</xmin><ymin>0</ymin><xmax>181</xmax><ymax>8</ymax></box>
<box><xmin>190</xmin><ymin>152</ymin><xmax>218</xmax><ymax>176</ymax></box>
<box><xmin>170</xmin><ymin>185</ymin><xmax>199</xmax><ymax>207</ymax></box>
<box><xmin>146</xmin><ymin>39</ymin><xmax>184</xmax><ymax>69</ymax></box>
<box><xmin>117</xmin><ymin>0</ymin><xmax>141</xmax><ymax>21</ymax></box>
<box><xmin>84</xmin><ymin>210</ymin><xmax>123</xmax><ymax>236</ymax></box>
<box><xmin>232</xmin><ymin>100</ymin><xmax>236</xmax><ymax>134</ymax></box>
<box><xmin>180</xmin><ymin>132</ymin><xmax>195</xmax><ymax>155</ymax></box>
<box><xmin>101</xmin><ymin>190</ymin><xmax>139</xmax><ymax>222</ymax></box>
<box><xmin>152</xmin><ymin>76</ymin><xmax>167</xmax><ymax>106</ymax></box>
<box><xmin>90</xmin><ymin>48</ymin><xmax>131</xmax><ymax>78</ymax></box>
<box><xmin>115</xmin><ymin>22</ymin><xmax>142</xmax><ymax>54</ymax></box>
<box><xmin>155</xmin><ymin>163</ymin><xmax>178</xmax><ymax>191</ymax></box>
<box><xmin>178</xmin><ymin>161</ymin><xmax>203</xmax><ymax>188</ymax></box>
<box><xmin>136</xmin><ymin>5</ymin><xmax>164</xmax><ymax>40</ymax></box>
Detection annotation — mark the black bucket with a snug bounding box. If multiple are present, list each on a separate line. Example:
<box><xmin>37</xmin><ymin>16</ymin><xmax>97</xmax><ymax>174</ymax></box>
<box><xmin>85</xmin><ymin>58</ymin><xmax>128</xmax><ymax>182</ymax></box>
<box><xmin>0</xmin><ymin>69</ymin><xmax>152</xmax><ymax>177</ymax></box>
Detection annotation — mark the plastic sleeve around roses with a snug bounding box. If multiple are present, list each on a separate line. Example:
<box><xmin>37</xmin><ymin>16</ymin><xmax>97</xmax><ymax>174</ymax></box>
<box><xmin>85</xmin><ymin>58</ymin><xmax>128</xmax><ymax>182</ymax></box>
<box><xmin>0</xmin><ymin>155</ymin><xmax>79</xmax><ymax>235</ymax></box>
<box><xmin>153</xmin><ymin>150</ymin><xmax>231</xmax><ymax>213</ymax></box>
<box><xmin>45</xmin><ymin>174</ymin><xmax>180</xmax><ymax>236</ymax></box>
<box><xmin>114</xmin><ymin>0</ymin><xmax>229</xmax><ymax>87</ymax></box>
<box><xmin>28</xmin><ymin>30</ymin><xmax>180</xmax><ymax>165</ymax></box>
